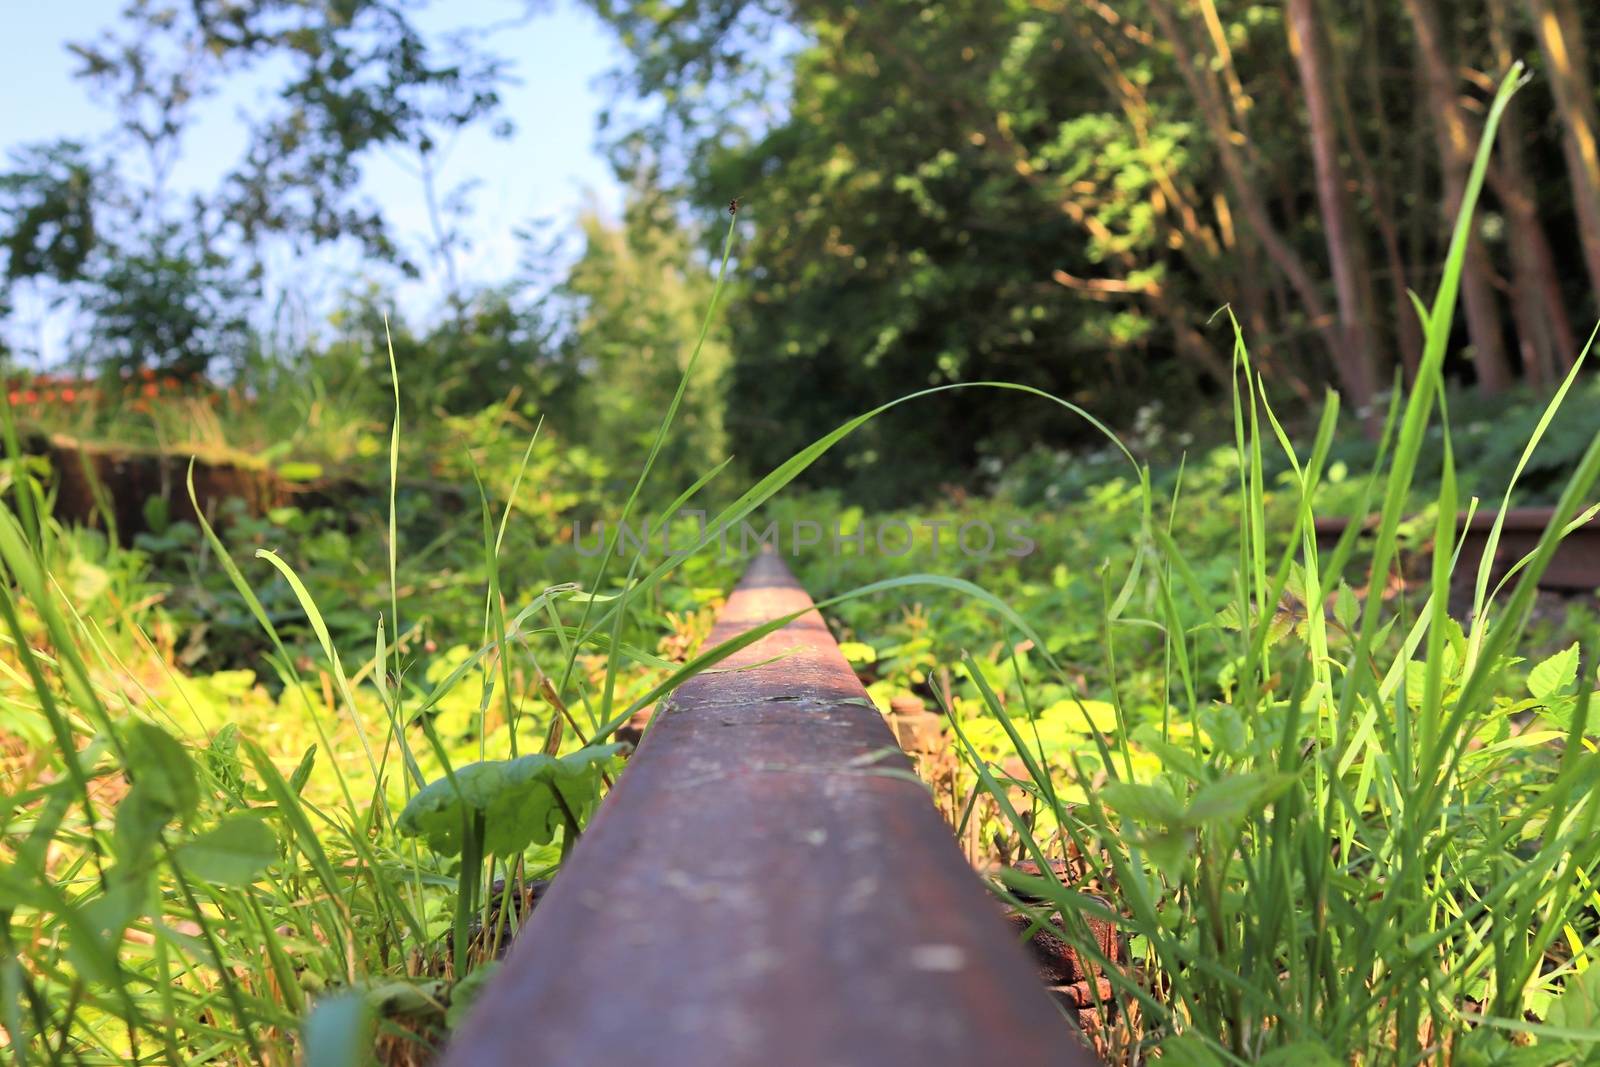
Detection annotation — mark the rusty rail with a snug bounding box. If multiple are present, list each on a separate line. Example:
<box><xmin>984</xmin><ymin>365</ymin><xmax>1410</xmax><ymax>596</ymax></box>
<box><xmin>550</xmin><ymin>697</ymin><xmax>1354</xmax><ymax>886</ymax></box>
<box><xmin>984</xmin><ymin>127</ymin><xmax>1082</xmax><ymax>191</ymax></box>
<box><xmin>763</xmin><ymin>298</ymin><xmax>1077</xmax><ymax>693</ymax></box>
<box><xmin>442</xmin><ymin>551</ymin><xmax>1086</xmax><ymax>1065</ymax></box>
<box><xmin>1315</xmin><ymin>507</ymin><xmax>1600</xmax><ymax>592</ymax></box>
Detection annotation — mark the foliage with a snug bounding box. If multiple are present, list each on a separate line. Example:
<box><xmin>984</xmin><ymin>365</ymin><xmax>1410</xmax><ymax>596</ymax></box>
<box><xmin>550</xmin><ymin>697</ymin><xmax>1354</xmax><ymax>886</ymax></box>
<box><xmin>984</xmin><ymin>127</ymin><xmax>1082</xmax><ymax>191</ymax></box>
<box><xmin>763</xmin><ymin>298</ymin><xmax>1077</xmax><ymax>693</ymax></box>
<box><xmin>82</xmin><ymin>222</ymin><xmax>254</xmax><ymax>377</ymax></box>
<box><xmin>4</xmin><ymin>9</ymin><xmax>1600</xmax><ymax>1063</ymax></box>
<box><xmin>0</xmin><ymin>214</ymin><xmax>745</xmax><ymax>1064</ymax></box>
<box><xmin>0</xmin><ymin>141</ymin><xmax>100</xmax><ymax>286</ymax></box>
<box><xmin>559</xmin><ymin>174</ymin><xmax>732</xmax><ymax>497</ymax></box>
<box><xmin>0</xmin><ymin>0</ymin><xmax>518</xmax><ymax>376</ymax></box>
<box><xmin>586</xmin><ymin>0</ymin><xmax>1600</xmax><ymax>495</ymax></box>
<box><xmin>69</xmin><ymin>0</ymin><xmax>512</xmax><ymax>264</ymax></box>
<box><xmin>947</xmin><ymin>77</ymin><xmax>1600</xmax><ymax>1062</ymax></box>
<box><xmin>3</xmin><ymin>191</ymin><xmax>1599</xmax><ymax>1058</ymax></box>
<box><xmin>397</xmin><ymin>745</ymin><xmax>626</xmax><ymax>859</ymax></box>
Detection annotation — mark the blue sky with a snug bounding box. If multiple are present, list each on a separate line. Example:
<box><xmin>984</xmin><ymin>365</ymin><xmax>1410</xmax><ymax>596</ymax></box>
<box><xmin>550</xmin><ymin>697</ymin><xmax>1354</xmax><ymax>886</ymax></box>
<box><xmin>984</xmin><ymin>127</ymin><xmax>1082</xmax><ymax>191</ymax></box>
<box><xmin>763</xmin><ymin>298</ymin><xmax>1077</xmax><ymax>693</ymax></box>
<box><xmin>0</xmin><ymin>0</ymin><xmax>625</xmax><ymax>358</ymax></box>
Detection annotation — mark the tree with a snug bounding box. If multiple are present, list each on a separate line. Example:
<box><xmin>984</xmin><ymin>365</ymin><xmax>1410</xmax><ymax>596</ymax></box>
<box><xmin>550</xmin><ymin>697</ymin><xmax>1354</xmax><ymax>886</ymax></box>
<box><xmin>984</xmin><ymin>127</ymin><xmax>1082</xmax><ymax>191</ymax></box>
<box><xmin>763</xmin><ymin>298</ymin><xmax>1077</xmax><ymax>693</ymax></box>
<box><xmin>83</xmin><ymin>221</ymin><xmax>252</xmax><ymax>379</ymax></box>
<box><xmin>560</xmin><ymin>169</ymin><xmax>730</xmax><ymax>493</ymax></box>
<box><xmin>1488</xmin><ymin>0</ymin><xmax>1577</xmax><ymax>386</ymax></box>
<box><xmin>583</xmin><ymin>0</ymin><xmax>1600</xmax><ymax>492</ymax></box>
<box><xmin>70</xmin><ymin>0</ymin><xmax>514</xmax><ymax>270</ymax></box>
<box><xmin>1287</xmin><ymin>0</ymin><xmax>1381</xmax><ymax>413</ymax></box>
<box><xmin>318</xmin><ymin>280</ymin><xmax>572</xmax><ymax>417</ymax></box>
<box><xmin>1</xmin><ymin>1</ymin><xmax>521</xmax><ymax>376</ymax></box>
<box><xmin>1526</xmin><ymin>0</ymin><xmax>1600</xmax><ymax>315</ymax></box>
<box><xmin>0</xmin><ymin>142</ymin><xmax>99</xmax><ymax>287</ymax></box>
<box><xmin>1402</xmin><ymin>0</ymin><xmax>1514</xmax><ymax>393</ymax></box>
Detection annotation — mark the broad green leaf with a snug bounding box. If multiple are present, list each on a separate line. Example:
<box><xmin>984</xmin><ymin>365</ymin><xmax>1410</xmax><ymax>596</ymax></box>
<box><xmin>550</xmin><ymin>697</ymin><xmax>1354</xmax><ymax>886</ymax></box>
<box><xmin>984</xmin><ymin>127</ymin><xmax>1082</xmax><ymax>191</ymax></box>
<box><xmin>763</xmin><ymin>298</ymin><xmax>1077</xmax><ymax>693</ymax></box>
<box><xmin>366</xmin><ymin>979</ymin><xmax>447</xmax><ymax>1016</ymax></box>
<box><xmin>397</xmin><ymin>745</ymin><xmax>625</xmax><ymax>857</ymax></box>
<box><xmin>114</xmin><ymin>722</ymin><xmax>199</xmax><ymax>866</ymax></box>
<box><xmin>124</xmin><ymin>721</ymin><xmax>199</xmax><ymax>820</ymax></box>
<box><xmin>1185</xmin><ymin>773</ymin><xmax>1284</xmax><ymax>826</ymax></box>
<box><xmin>1548</xmin><ymin>964</ymin><xmax>1600</xmax><ymax>1032</ymax></box>
<box><xmin>176</xmin><ymin>815</ymin><xmax>277</xmax><ymax>886</ymax></box>
<box><xmin>1455</xmin><ymin>1027</ymin><xmax>1576</xmax><ymax>1067</ymax></box>
<box><xmin>1134</xmin><ymin>733</ymin><xmax>1205</xmax><ymax>781</ymax></box>
<box><xmin>1042</xmin><ymin>697</ymin><xmax>1118</xmax><ymax>733</ymax></box>
<box><xmin>113</xmin><ymin>787</ymin><xmax>178</xmax><ymax>869</ymax></box>
<box><xmin>1259</xmin><ymin>1042</ymin><xmax>1341</xmax><ymax>1067</ymax></box>
<box><xmin>302</xmin><ymin>991</ymin><xmax>373</xmax><ymax>1067</ymax></box>
<box><xmin>1529</xmin><ymin>643</ymin><xmax>1580</xmax><ymax>702</ymax></box>
<box><xmin>1197</xmin><ymin>703</ymin><xmax>1247</xmax><ymax>756</ymax></box>
<box><xmin>1101</xmin><ymin>782</ymin><xmax>1184</xmax><ymax>827</ymax></box>
<box><xmin>1141</xmin><ymin>829</ymin><xmax>1194</xmax><ymax>883</ymax></box>
<box><xmin>446</xmin><ymin>962</ymin><xmax>501</xmax><ymax>1030</ymax></box>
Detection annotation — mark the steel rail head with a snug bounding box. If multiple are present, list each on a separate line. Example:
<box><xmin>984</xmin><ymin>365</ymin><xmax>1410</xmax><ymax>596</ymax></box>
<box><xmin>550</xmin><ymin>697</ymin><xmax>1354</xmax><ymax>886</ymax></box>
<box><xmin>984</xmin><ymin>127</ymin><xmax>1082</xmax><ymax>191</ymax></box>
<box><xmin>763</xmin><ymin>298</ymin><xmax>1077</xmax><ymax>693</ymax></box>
<box><xmin>441</xmin><ymin>551</ymin><xmax>1090</xmax><ymax>1066</ymax></box>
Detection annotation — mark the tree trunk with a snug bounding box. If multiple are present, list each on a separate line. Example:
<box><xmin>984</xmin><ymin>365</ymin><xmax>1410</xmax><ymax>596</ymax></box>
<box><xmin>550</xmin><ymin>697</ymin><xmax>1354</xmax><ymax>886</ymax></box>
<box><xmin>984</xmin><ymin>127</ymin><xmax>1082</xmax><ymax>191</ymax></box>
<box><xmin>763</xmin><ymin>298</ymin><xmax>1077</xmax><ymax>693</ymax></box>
<box><xmin>1490</xmin><ymin>0</ymin><xmax>1578</xmax><ymax>385</ymax></box>
<box><xmin>1148</xmin><ymin>0</ymin><xmax>1360</xmax><ymax>404</ymax></box>
<box><xmin>1287</xmin><ymin>0</ymin><xmax>1382</xmax><ymax>413</ymax></box>
<box><xmin>1353</xmin><ymin>0</ymin><xmax>1424</xmax><ymax>382</ymax></box>
<box><xmin>1527</xmin><ymin>0</ymin><xmax>1600</xmax><ymax>312</ymax></box>
<box><xmin>1404</xmin><ymin>0</ymin><xmax>1515</xmax><ymax>393</ymax></box>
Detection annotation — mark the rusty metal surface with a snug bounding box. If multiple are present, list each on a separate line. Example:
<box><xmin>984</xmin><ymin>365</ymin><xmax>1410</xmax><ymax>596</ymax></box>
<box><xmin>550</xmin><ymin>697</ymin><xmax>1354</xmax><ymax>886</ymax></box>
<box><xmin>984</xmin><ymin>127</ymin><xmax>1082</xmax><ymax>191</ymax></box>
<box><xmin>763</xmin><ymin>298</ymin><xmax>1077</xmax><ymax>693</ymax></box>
<box><xmin>442</xmin><ymin>551</ymin><xmax>1084</xmax><ymax>1066</ymax></box>
<box><xmin>1456</xmin><ymin>507</ymin><xmax>1600</xmax><ymax>592</ymax></box>
<box><xmin>1315</xmin><ymin>507</ymin><xmax>1600</xmax><ymax>593</ymax></box>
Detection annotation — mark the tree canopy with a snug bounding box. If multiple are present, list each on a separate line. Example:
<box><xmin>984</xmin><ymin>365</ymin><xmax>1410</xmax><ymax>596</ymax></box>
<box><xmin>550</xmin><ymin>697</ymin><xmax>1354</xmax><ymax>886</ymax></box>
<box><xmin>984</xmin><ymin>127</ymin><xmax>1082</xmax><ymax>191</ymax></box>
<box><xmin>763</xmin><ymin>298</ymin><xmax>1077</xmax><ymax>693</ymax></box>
<box><xmin>583</xmin><ymin>0</ymin><xmax>1600</xmax><ymax>495</ymax></box>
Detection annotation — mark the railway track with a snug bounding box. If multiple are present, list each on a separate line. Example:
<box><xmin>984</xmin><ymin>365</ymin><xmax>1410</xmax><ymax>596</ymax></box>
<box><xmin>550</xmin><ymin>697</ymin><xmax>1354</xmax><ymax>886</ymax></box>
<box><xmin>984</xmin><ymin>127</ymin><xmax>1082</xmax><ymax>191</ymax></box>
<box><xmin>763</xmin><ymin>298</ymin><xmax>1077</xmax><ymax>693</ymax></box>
<box><xmin>440</xmin><ymin>551</ymin><xmax>1091</xmax><ymax>1066</ymax></box>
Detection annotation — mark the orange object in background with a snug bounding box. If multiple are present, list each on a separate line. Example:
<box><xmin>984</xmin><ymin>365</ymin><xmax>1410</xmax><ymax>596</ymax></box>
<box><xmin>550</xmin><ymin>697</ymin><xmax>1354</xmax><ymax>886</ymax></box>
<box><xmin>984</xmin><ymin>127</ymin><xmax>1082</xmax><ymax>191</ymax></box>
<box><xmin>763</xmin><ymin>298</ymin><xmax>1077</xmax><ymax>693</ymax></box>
<box><xmin>3</xmin><ymin>372</ymin><xmax>210</xmax><ymax>411</ymax></box>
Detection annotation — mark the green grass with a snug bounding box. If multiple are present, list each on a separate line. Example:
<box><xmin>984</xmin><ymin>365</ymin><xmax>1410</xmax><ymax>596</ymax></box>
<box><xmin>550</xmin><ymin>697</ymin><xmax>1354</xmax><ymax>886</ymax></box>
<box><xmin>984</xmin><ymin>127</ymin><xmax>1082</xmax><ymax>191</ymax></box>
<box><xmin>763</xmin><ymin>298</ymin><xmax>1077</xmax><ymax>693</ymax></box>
<box><xmin>2</xmin><ymin>64</ymin><xmax>1598</xmax><ymax>1067</ymax></box>
<box><xmin>955</xmin><ymin>68</ymin><xmax>1600</xmax><ymax>1064</ymax></box>
<box><xmin>0</xmin><ymin>303</ymin><xmax>729</xmax><ymax>1062</ymax></box>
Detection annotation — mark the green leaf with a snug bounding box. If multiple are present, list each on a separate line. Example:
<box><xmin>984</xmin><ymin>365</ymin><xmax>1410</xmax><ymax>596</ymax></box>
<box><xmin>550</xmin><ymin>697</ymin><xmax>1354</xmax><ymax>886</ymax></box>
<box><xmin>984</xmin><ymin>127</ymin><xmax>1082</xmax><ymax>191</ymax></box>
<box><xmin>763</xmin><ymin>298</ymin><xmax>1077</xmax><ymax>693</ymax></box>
<box><xmin>114</xmin><ymin>722</ymin><xmax>199</xmax><ymax>866</ymax></box>
<box><xmin>125</xmin><ymin>721</ymin><xmax>199</xmax><ymax>820</ymax></box>
<box><xmin>175</xmin><ymin>815</ymin><xmax>277</xmax><ymax>885</ymax></box>
<box><xmin>1184</xmin><ymin>772</ymin><xmax>1287</xmax><ymax>826</ymax></box>
<box><xmin>142</xmin><ymin>494</ymin><xmax>171</xmax><ymax>534</ymax></box>
<box><xmin>397</xmin><ymin>745</ymin><xmax>625</xmax><ymax>857</ymax></box>
<box><xmin>1142</xmin><ymin>829</ymin><xmax>1194</xmax><ymax>882</ymax></box>
<box><xmin>75</xmin><ymin>875</ymin><xmax>151</xmax><ymax>977</ymax></box>
<box><xmin>1529</xmin><ymin>643</ymin><xmax>1580</xmax><ymax>702</ymax></box>
<box><xmin>446</xmin><ymin>962</ymin><xmax>501</xmax><ymax>1030</ymax></box>
<box><xmin>1101</xmin><ymin>782</ymin><xmax>1184</xmax><ymax>827</ymax></box>
<box><xmin>1156</xmin><ymin>1033</ymin><xmax>1226</xmax><ymax>1066</ymax></box>
<box><xmin>1043</xmin><ymin>697</ymin><xmax>1118</xmax><ymax>733</ymax></box>
<box><xmin>302</xmin><ymin>991</ymin><xmax>373</xmax><ymax>1067</ymax></box>
<box><xmin>1404</xmin><ymin>659</ymin><xmax>1429</xmax><ymax>702</ymax></box>
<box><xmin>113</xmin><ymin>787</ymin><xmax>176</xmax><ymax>869</ymax></box>
<box><xmin>277</xmin><ymin>461</ymin><xmax>324</xmax><ymax>482</ymax></box>
<box><xmin>1212</xmin><ymin>602</ymin><xmax>1243</xmax><ymax>631</ymax></box>
<box><xmin>366</xmin><ymin>979</ymin><xmax>447</xmax><ymax>1016</ymax></box>
<box><xmin>1332</xmin><ymin>582</ymin><xmax>1359</xmax><ymax>632</ymax></box>
<box><xmin>208</xmin><ymin>721</ymin><xmax>240</xmax><ymax>759</ymax></box>
<box><xmin>1198</xmin><ymin>703</ymin><xmax>1247</xmax><ymax>756</ymax></box>
<box><xmin>1259</xmin><ymin>1042</ymin><xmax>1341</xmax><ymax>1067</ymax></box>
<box><xmin>1135</xmin><ymin>733</ymin><xmax>1205</xmax><ymax>781</ymax></box>
<box><xmin>289</xmin><ymin>744</ymin><xmax>318</xmax><ymax>794</ymax></box>
<box><xmin>66</xmin><ymin>557</ymin><xmax>110</xmax><ymax>603</ymax></box>
<box><xmin>1547</xmin><ymin>964</ymin><xmax>1600</xmax><ymax>1032</ymax></box>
